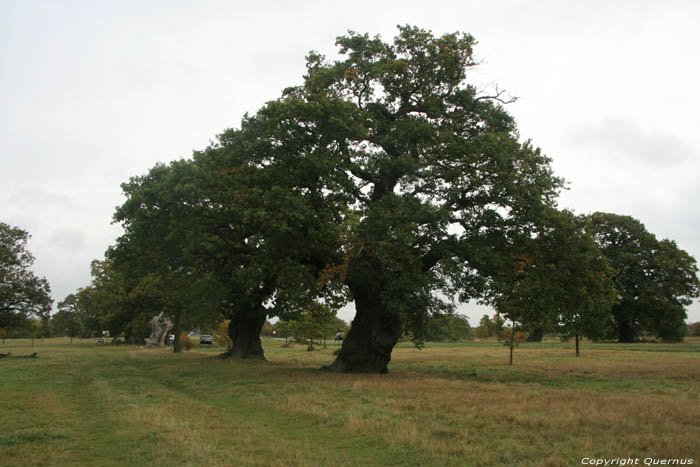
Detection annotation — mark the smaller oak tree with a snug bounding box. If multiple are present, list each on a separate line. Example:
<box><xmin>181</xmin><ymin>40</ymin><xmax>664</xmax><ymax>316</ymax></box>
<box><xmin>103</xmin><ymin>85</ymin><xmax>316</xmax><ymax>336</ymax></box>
<box><xmin>1</xmin><ymin>223</ymin><xmax>52</xmax><ymax>331</ymax></box>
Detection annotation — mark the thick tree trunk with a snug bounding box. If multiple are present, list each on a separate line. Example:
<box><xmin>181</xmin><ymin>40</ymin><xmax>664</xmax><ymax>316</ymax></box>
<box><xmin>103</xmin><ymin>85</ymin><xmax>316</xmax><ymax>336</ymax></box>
<box><xmin>526</xmin><ymin>326</ymin><xmax>545</xmax><ymax>342</ymax></box>
<box><xmin>324</xmin><ymin>278</ymin><xmax>402</xmax><ymax>373</ymax></box>
<box><xmin>617</xmin><ymin>320</ymin><xmax>636</xmax><ymax>343</ymax></box>
<box><xmin>575</xmin><ymin>334</ymin><xmax>580</xmax><ymax>357</ymax></box>
<box><xmin>220</xmin><ymin>306</ymin><xmax>266</xmax><ymax>360</ymax></box>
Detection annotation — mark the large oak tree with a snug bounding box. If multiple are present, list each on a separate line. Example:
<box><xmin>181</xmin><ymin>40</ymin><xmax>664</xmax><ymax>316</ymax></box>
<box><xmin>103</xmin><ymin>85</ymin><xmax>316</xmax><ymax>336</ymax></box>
<box><xmin>107</xmin><ymin>26</ymin><xmax>564</xmax><ymax>370</ymax></box>
<box><xmin>189</xmin><ymin>133</ymin><xmax>346</xmax><ymax>359</ymax></box>
<box><xmin>110</xmin><ymin>129</ymin><xmax>344</xmax><ymax>358</ymax></box>
<box><xmin>256</xmin><ymin>26</ymin><xmax>564</xmax><ymax>372</ymax></box>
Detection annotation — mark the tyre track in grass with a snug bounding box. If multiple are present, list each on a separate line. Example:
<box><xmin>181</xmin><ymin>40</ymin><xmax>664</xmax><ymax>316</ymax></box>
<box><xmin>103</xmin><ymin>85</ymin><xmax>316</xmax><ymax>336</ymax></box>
<box><xmin>121</xmin><ymin>348</ymin><xmax>422</xmax><ymax>466</ymax></box>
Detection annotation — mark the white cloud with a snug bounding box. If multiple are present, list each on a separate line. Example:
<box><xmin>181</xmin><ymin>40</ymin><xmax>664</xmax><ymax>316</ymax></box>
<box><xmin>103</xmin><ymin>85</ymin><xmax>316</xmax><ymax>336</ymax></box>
<box><xmin>50</xmin><ymin>228</ymin><xmax>86</xmax><ymax>250</ymax></box>
<box><xmin>571</xmin><ymin>118</ymin><xmax>697</xmax><ymax>168</ymax></box>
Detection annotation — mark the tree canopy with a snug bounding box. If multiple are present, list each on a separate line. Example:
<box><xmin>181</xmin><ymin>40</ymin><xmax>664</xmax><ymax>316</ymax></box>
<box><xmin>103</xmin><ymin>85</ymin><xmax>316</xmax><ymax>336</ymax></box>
<box><xmin>489</xmin><ymin>210</ymin><xmax>617</xmax><ymax>355</ymax></box>
<box><xmin>284</xmin><ymin>26</ymin><xmax>562</xmax><ymax>372</ymax></box>
<box><xmin>100</xmin><ymin>26</ymin><xmax>564</xmax><ymax>371</ymax></box>
<box><xmin>589</xmin><ymin>212</ymin><xmax>699</xmax><ymax>342</ymax></box>
<box><xmin>0</xmin><ymin>222</ymin><xmax>52</xmax><ymax>330</ymax></box>
<box><xmin>110</xmin><ymin>161</ymin><xmax>223</xmax><ymax>351</ymax></box>
<box><xmin>108</xmin><ymin>109</ymin><xmax>346</xmax><ymax>357</ymax></box>
<box><xmin>89</xmin><ymin>25</ymin><xmax>699</xmax><ymax>371</ymax></box>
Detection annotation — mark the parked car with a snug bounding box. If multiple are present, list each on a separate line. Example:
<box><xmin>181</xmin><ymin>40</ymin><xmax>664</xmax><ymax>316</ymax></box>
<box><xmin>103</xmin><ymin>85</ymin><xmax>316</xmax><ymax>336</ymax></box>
<box><xmin>200</xmin><ymin>334</ymin><xmax>213</xmax><ymax>345</ymax></box>
<box><xmin>167</xmin><ymin>334</ymin><xmax>175</xmax><ymax>345</ymax></box>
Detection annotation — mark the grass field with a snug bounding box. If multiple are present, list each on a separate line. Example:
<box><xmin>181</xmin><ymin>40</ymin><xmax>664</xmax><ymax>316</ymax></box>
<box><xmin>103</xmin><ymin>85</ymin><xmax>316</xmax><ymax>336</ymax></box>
<box><xmin>1</xmin><ymin>337</ymin><xmax>699</xmax><ymax>466</ymax></box>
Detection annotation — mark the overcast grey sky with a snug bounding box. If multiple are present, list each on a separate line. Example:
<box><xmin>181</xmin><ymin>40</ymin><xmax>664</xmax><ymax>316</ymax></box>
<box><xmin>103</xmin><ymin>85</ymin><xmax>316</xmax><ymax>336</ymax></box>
<box><xmin>2</xmin><ymin>0</ymin><xmax>699</xmax><ymax>324</ymax></box>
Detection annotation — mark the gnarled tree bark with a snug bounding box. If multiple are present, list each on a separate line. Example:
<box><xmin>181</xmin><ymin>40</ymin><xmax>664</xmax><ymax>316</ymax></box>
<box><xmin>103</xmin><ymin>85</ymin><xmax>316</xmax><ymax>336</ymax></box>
<box><xmin>324</xmin><ymin>296</ymin><xmax>401</xmax><ymax>373</ymax></box>
<box><xmin>324</xmin><ymin>256</ymin><xmax>402</xmax><ymax>373</ymax></box>
<box><xmin>219</xmin><ymin>306</ymin><xmax>267</xmax><ymax>360</ymax></box>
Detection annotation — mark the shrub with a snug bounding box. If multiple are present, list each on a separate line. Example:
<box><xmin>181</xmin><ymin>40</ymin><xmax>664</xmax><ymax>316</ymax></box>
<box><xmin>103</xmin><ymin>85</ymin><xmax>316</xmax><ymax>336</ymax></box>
<box><xmin>498</xmin><ymin>326</ymin><xmax>528</xmax><ymax>347</ymax></box>
<box><xmin>691</xmin><ymin>322</ymin><xmax>700</xmax><ymax>337</ymax></box>
<box><xmin>212</xmin><ymin>320</ymin><xmax>232</xmax><ymax>348</ymax></box>
<box><xmin>180</xmin><ymin>334</ymin><xmax>194</xmax><ymax>351</ymax></box>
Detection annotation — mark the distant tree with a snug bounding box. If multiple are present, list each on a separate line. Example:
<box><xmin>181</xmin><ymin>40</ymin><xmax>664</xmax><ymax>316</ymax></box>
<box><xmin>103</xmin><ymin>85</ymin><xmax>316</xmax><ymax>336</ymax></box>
<box><xmin>111</xmin><ymin>161</ymin><xmax>222</xmax><ymax>353</ymax></box>
<box><xmin>50</xmin><ymin>309</ymin><xmax>71</xmax><ymax>336</ymax></box>
<box><xmin>75</xmin><ymin>261</ymin><xmax>140</xmax><ymax>341</ymax></box>
<box><xmin>489</xmin><ymin>210</ymin><xmax>617</xmax><ymax>357</ymax></box>
<box><xmin>65</xmin><ymin>315</ymin><xmax>84</xmax><ymax>343</ymax></box>
<box><xmin>0</xmin><ymin>223</ymin><xmax>53</xmax><ymax>331</ymax></box>
<box><xmin>543</xmin><ymin>213</ymin><xmax>617</xmax><ymax>357</ymax></box>
<box><xmin>39</xmin><ymin>318</ymin><xmax>52</xmax><ymax>339</ymax></box>
<box><xmin>523</xmin><ymin>319</ymin><xmax>560</xmax><ymax>343</ymax></box>
<box><xmin>491</xmin><ymin>314</ymin><xmax>505</xmax><ymax>336</ymax></box>
<box><xmin>498</xmin><ymin>324</ymin><xmax>528</xmax><ymax>365</ymax></box>
<box><xmin>474</xmin><ymin>315</ymin><xmax>491</xmax><ymax>339</ymax></box>
<box><xmin>26</xmin><ymin>318</ymin><xmax>49</xmax><ymax>347</ymax></box>
<box><xmin>276</xmin><ymin>320</ymin><xmax>293</xmax><ymax>346</ymax></box>
<box><xmin>589</xmin><ymin>213</ymin><xmax>700</xmax><ymax>342</ymax></box>
<box><xmin>289</xmin><ymin>304</ymin><xmax>337</xmax><ymax>351</ymax></box>
<box><xmin>646</xmin><ymin>240</ymin><xmax>700</xmax><ymax>342</ymax></box>
<box><xmin>421</xmin><ymin>313</ymin><xmax>472</xmax><ymax>341</ymax></box>
<box><xmin>480</xmin><ymin>314</ymin><xmax>505</xmax><ymax>338</ymax></box>
<box><xmin>57</xmin><ymin>292</ymin><xmax>87</xmax><ymax>338</ymax></box>
<box><xmin>331</xmin><ymin>317</ymin><xmax>350</xmax><ymax>339</ymax></box>
<box><xmin>657</xmin><ymin>322</ymin><xmax>692</xmax><ymax>343</ymax></box>
<box><xmin>50</xmin><ymin>309</ymin><xmax>84</xmax><ymax>342</ymax></box>
<box><xmin>261</xmin><ymin>320</ymin><xmax>276</xmax><ymax>337</ymax></box>
<box><xmin>525</xmin><ymin>326</ymin><xmax>544</xmax><ymax>342</ymax></box>
<box><xmin>475</xmin><ymin>314</ymin><xmax>504</xmax><ymax>339</ymax></box>
<box><xmin>108</xmin><ymin>160</ymin><xmax>234</xmax><ymax>351</ymax></box>
<box><xmin>690</xmin><ymin>322</ymin><xmax>700</xmax><ymax>337</ymax></box>
<box><xmin>70</xmin><ymin>285</ymin><xmax>105</xmax><ymax>338</ymax></box>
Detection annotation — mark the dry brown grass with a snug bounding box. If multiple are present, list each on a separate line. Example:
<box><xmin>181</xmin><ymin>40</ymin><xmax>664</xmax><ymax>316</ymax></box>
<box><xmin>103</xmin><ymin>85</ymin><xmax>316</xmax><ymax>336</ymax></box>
<box><xmin>1</xmin><ymin>338</ymin><xmax>698</xmax><ymax>466</ymax></box>
<box><xmin>258</xmin><ymin>341</ymin><xmax>700</xmax><ymax>465</ymax></box>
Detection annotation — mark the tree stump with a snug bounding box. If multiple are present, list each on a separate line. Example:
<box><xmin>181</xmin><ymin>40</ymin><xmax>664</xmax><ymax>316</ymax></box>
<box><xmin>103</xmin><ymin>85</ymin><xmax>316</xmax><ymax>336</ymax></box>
<box><xmin>145</xmin><ymin>312</ymin><xmax>173</xmax><ymax>348</ymax></box>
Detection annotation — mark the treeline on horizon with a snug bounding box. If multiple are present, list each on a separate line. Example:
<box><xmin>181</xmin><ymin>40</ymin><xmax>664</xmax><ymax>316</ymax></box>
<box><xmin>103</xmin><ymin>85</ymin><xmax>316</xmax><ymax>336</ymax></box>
<box><xmin>2</xmin><ymin>26</ymin><xmax>699</xmax><ymax>371</ymax></box>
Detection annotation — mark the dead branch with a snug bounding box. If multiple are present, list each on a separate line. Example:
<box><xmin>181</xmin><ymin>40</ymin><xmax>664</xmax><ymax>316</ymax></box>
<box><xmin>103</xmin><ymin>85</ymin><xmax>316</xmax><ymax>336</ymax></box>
<box><xmin>0</xmin><ymin>352</ymin><xmax>38</xmax><ymax>358</ymax></box>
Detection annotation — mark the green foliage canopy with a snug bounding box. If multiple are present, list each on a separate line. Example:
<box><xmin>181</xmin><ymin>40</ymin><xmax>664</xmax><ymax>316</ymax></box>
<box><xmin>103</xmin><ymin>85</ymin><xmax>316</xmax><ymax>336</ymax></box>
<box><xmin>0</xmin><ymin>222</ymin><xmax>53</xmax><ymax>330</ymax></box>
<box><xmin>288</xmin><ymin>304</ymin><xmax>338</xmax><ymax>351</ymax></box>
<box><xmin>274</xmin><ymin>26</ymin><xmax>564</xmax><ymax>372</ymax></box>
<box><xmin>420</xmin><ymin>313</ymin><xmax>471</xmax><ymax>342</ymax></box>
<box><xmin>489</xmin><ymin>210</ymin><xmax>617</xmax><ymax>350</ymax></box>
<box><xmin>589</xmin><ymin>212</ymin><xmax>700</xmax><ymax>342</ymax></box>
